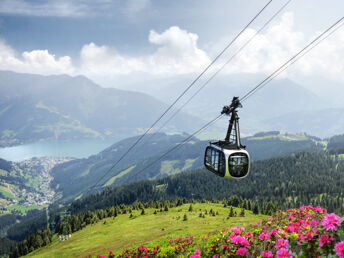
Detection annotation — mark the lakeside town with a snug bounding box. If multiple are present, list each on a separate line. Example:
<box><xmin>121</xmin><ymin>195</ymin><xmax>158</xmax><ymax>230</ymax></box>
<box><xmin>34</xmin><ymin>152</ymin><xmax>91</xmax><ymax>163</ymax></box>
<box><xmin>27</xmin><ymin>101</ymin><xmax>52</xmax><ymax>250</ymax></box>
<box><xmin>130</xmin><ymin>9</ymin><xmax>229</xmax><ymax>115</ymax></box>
<box><xmin>0</xmin><ymin>156</ymin><xmax>73</xmax><ymax>214</ymax></box>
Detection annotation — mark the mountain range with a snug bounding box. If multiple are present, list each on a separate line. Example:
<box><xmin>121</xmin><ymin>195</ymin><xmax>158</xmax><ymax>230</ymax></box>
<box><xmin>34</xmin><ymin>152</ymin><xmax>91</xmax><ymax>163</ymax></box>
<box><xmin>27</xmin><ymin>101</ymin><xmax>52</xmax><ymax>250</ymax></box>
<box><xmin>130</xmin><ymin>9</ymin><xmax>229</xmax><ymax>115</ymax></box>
<box><xmin>0</xmin><ymin>71</ymin><xmax>202</xmax><ymax>147</ymax></box>
<box><xmin>1</xmin><ymin>70</ymin><xmax>343</xmax><ymax>149</ymax></box>
<box><xmin>123</xmin><ymin>73</ymin><xmax>344</xmax><ymax>138</ymax></box>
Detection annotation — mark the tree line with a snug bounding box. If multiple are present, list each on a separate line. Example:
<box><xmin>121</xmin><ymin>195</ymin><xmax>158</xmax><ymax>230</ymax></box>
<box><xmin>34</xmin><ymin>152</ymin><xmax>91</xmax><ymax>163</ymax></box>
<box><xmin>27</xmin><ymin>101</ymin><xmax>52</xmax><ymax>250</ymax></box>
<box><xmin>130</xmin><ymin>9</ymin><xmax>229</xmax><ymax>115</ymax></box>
<box><xmin>70</xmin><ymin>152</ymin><xmax>344</xmax><ymax>215</ymax></box>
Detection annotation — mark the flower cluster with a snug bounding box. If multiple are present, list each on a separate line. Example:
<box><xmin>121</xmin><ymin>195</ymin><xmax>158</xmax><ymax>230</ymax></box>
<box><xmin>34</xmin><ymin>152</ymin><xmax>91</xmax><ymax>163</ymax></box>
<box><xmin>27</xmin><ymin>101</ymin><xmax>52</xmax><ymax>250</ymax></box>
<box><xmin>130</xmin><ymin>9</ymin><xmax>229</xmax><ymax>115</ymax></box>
<box><xmin>99</xmin><ymin>206</ymin><xmax>344</xmax><ymax>257</ymax></box>
<box><xmin>204</xmin><ymin>206</ymin><xmax>343</xmax><ymax>257</ymax></box>
<box><xmin>116</xmin><ymin>245</ymin><xmax>160</xmax><ymax>257</ymax></box>
<box><xmin>169</xmin><ymin>236</ymin><xmax>195</xmax><ymax>255</ymax></box>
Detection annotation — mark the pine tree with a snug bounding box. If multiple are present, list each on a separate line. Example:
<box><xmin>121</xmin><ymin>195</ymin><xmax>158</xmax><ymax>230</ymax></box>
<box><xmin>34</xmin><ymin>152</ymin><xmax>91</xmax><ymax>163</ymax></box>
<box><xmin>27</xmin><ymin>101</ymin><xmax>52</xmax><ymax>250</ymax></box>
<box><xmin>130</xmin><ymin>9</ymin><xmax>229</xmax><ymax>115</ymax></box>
<box><xmin>240</xmin><ymin>208</ymin><xmax>245</xmax><ymax>217</ymax></box>
<box><xmin>183</xmin><ymin>214</ymin><xmax>188</xmax><ymax>221</ymax></box>
<box><xmin>188</xmin><ymin>204</ymin><xmax>193</xmax><ymax>212</ymax></box>
<box><xmin>32</xmin><ymin>234</ymin><xmax>43</xmax><ymax>249</ymax></box>
<box><xmin>248</xmin><ymin>200</ymin><xmax>252</xmax><ymax>211</ymax></box>
<box><xmin>229</xmin><ymin>207</ymin><xmax>234</xmax><ymax>217</ymax></box>
<box><xmin>253</xmin><ymin>204</ymin><xmax>259</xmax><ymax>215</ymax></box>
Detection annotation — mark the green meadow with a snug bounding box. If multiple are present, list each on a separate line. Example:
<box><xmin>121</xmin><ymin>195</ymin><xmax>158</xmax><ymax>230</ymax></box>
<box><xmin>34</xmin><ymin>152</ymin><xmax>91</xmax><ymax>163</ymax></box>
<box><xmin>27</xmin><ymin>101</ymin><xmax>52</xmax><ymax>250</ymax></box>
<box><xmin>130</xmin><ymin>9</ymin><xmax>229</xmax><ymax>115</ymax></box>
<box><xmin>27</xmin><ymin>203</ymin><xmax>266</xmax><ymax>257</ymax></box>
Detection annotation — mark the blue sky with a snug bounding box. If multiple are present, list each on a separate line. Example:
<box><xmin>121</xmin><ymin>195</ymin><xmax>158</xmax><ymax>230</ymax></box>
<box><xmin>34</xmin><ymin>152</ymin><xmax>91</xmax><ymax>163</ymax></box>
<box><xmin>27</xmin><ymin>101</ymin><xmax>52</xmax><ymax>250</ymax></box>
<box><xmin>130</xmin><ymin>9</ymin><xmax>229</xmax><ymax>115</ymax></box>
<box><xmin>0</xmin><ymin>0</ymin><xmax>343</xmax><ymax>90</ymax></box>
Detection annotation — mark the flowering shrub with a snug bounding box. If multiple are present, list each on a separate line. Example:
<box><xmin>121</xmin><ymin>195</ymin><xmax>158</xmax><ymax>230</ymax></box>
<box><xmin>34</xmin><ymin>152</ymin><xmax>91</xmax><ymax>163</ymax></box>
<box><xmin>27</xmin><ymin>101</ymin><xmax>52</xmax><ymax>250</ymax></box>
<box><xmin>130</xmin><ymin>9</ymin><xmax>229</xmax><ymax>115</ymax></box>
<box><xmin>115</xmin><ymin>245</ymin><xmax>160</xmax><ymax>257</ymax></box>
<box><xmin>99</xmin><ymin>206</ymin><xmax>344</xmax><ymax>257</ymax></box>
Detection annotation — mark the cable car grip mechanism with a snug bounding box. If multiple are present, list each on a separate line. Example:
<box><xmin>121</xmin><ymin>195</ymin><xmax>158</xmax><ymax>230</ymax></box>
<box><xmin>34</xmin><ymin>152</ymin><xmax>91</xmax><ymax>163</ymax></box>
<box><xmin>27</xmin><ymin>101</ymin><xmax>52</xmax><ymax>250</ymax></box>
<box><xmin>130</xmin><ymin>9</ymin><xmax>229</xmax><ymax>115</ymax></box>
<box><xmin>217</xmin><ymin>97</ymin><xmax>245</xmax><ymax>150</ymax></box>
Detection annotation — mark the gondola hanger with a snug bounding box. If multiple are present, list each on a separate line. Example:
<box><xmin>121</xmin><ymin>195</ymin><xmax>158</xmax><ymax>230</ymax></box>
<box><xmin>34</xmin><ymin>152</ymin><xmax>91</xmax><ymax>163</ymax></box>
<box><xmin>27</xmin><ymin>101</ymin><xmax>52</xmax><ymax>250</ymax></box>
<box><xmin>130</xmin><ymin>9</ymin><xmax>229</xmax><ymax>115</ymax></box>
<box><xmin>204</xmin><ymin>97</ymin><xmax>250</xmax><ymax>179</ymax></box>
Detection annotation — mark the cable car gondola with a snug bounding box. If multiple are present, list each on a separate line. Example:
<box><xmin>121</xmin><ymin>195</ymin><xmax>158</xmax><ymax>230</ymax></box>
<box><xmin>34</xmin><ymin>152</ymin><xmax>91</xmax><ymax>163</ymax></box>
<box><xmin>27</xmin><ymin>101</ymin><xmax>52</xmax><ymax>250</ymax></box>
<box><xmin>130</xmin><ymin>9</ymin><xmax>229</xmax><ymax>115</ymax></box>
<box><xmin>204</xmin><ymin>97</ymin><xmax>250</xmax><ymax>179</ymax></box>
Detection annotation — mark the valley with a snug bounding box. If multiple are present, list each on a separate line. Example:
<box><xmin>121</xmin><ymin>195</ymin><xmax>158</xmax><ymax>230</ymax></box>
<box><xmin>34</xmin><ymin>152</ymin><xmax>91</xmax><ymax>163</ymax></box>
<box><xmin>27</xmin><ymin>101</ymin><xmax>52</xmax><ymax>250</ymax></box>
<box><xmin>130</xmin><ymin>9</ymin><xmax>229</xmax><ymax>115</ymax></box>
<box><xmin>0</xmin><ymin>131</ymin><xmax>343</xmax><ymax>257</ymax></box>
<box><xmin>1</xmin><ymin>1</ymin><xmax>344</xmax><ymax>256</ymax></box>
<box><xmin>0</xmin><ymin>130</ymin><xmax>326</xmax><ymax>212</ymax></box>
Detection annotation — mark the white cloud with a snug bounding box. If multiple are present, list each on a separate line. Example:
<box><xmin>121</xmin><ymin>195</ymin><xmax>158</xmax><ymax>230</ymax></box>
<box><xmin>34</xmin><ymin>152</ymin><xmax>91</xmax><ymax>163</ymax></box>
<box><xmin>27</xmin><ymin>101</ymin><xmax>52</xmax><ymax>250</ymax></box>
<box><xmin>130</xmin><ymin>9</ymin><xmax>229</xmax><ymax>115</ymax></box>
<box><xmin>217</xmin><ymin>12</ymin><xmax>344</xmax><ymax>82</ymax></box>
<box><xmin>0</xmin><ymin>40</ymin><xmax>74</xmax><ymax>74</ymax></box>
<box><xmin>80</xmin><ymin>42</ymin><xmax>145</xmax><ymax>75</ymax></box>
<box><xmin>147</xmin><ymin>26</ymin><xmax>210</xmax><ymax>74</ymax></box>
<box><xmin>0</xmin><ymin>15</ymin><xmax>343</xmax><ymax>83</ymax></box>
<box><xmin>80</xmin><ymin>26</ymin><xmax>211</xmax><ymax>76</ymax></box>
<box><xmin>79</xmin><ymin>13</ymin><xmax>344</xmax><ymax>83</ymax></box>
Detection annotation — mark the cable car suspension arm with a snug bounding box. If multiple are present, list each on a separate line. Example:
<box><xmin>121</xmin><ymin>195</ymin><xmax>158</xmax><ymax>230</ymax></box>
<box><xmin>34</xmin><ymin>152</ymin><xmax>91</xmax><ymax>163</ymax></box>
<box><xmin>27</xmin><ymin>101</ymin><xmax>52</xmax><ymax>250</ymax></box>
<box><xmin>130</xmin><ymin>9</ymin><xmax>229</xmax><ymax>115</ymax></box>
<box><xmin>221</xmin><ymin>97</ymin><xmax>244</xmax><ymax>149</ymax></box>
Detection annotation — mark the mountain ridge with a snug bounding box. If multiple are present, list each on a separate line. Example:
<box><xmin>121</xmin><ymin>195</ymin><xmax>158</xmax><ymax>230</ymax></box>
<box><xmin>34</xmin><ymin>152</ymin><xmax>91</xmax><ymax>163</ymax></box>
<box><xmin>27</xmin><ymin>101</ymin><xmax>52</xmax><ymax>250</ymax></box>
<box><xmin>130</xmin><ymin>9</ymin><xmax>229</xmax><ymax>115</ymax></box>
<box><xmin>0</xmin><ymin>70</ymin><xmax>203</xmax><ymax>147</ymax></box>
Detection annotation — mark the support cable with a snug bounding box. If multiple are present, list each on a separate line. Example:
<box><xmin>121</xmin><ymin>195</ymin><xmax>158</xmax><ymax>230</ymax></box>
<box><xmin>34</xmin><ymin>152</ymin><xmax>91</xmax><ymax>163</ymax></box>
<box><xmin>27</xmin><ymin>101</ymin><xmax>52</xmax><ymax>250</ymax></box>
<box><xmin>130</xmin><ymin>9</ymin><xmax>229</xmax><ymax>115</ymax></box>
<box><xmin>140</xmin><ymin>0</ymin><xmax>292</xmax><ymax>145</ymax></box>
<box><xmin>240</xmin><ymin>16</ymin><xmax>344</xmax><ymax>102</ymax></box>
<box><xmin>125</xmin><ymin>16</ymin><xmax>344</xmax><ymax>180</ymax></box>
<box><xmin>87</xmin><ymin>0</ymin><xmax>273</xmax><ymax>193</ymax></box>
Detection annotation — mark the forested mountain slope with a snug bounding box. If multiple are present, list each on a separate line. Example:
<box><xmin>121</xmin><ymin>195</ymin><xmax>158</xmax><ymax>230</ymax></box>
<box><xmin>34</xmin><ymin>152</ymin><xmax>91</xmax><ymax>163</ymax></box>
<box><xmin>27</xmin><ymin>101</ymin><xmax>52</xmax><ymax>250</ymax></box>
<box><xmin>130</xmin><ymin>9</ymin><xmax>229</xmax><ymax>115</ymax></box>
<box><xmin>327</xmin><ymin>133</ymin><xmax>344</xmax><ymax>154</ymax></box>
<box><xmin>52</xmin><ymin>132</ymin><xmax>323</xmax><ymax>203</ymax></box>
<box><xmin>70</xmin><ymin>151</ymin><xmax>344</xmax><ymax>214</ymax></box>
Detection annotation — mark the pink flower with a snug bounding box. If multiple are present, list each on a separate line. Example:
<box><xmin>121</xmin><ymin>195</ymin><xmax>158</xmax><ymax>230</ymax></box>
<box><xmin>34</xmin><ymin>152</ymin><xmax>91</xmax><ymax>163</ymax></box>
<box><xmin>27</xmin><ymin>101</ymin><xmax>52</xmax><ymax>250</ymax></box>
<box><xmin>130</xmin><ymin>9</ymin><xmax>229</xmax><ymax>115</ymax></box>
<box><xmin>335</xmin><ymin>242</ymin><xmax>344</xmax><ymax>258</ymax></box>
<box><xmin>265</xmin><ymin>232</ymin><xmax>271</xmax><ymax>239</ymax></box>
<box><xmin>230</xmin><ymin>235</ymin><xmax>250</xmax><ymax>247</ymax></box>
<box><xmin>259</xmin><ymin>232</ymin><xmax>266</xmax><ymax>241</ymax></box>
<box><xmin>261</xmin><ymin>250</ymin><xmax>273</xmax><ymax>258</ymax></box>
<box><xmin>309</xmin><ymin>219</ymin><xmax>320</xmax><ymax>227</ymax></box>
<box><xmin>318</xmin><ymin>234</ymin><xmax>334</xmax><ymax>247</ymax></box>
<box><xmin>322</xmin><ymin>213</ymin><xmax>341</xmax><ymax>231</ymax></box>
<box><xmin>276</xmin><ymin>248</ymin><xmax>292</xmax><ymax>258</ymax></box>
<box><xmin>195</xmin><ymin>249</ymin><xmax>200</xmax><ymax>255</ymax></box>
<box><xmin>235</xmin><ymin>247</ymin><xmax>249</xmax><ymax>256</ymax></box>
<box><xmin>275</xmin><ymin>238</ymin><xmax>289</xmax><ymax>249</ymax></box>
<box><xmin>231</xmin><ymin>227</ymin><xmax>241</xmax><ymax>234</ymax></box>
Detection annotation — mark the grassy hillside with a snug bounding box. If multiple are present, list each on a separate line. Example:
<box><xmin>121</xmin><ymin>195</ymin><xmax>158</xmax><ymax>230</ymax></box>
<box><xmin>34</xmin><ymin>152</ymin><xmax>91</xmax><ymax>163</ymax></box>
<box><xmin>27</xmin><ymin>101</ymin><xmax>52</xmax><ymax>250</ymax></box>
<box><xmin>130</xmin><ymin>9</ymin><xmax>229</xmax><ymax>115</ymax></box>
<box><xmin>22</xmin><ymin>204</ymin><xmax>344</xmax><ymax>257</ymax></box>
<box><xmin>51</xmin><ymin>131</ymin><xmax>323</xmax><ymax>204</ymax></box>
<box><xmin>27</xmin><ymin>203</ymin><xmax>265</xmax><ymax>257</ymax></box>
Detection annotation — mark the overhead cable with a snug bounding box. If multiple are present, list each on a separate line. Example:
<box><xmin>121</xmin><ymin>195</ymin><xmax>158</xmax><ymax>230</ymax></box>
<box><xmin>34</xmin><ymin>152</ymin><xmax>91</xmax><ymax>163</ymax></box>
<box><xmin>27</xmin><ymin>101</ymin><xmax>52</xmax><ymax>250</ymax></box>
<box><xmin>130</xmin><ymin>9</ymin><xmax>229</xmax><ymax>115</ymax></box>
<box><xmin>144</xmin><ymin>0</ymin><xmax>292</xmax><ymax>140</ymax></box>
<box><xmin>87</xmin><ymin>0</ymin><xmax>273</xmax><ymax>192</ymax></box>
<box><xmin>240</xmin><ymin>16</ymin><xmax>344</xmax><ymax>102</ymax></box>
<box><xmin>127</xmin><ymin>15</ymin><xmax>344</xmax><ymax>179</ymax></box>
